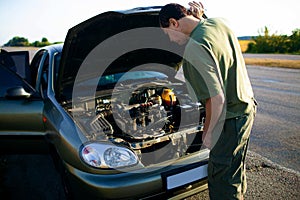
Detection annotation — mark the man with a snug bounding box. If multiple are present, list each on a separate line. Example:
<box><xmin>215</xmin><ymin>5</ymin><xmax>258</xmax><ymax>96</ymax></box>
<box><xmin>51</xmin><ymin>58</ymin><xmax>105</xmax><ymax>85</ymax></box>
<box><xmin>159</xmin><ymin>2</ymin><xmax>257</xmax><ymax>200</ymax></box>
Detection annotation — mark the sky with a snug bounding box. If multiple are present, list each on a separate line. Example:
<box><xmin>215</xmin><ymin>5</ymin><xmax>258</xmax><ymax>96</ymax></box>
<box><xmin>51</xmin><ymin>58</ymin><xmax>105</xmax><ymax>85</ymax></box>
<box><xmin>0</xmin><ymin>0</ymin><xmax>299</xmax><ymax>46</ymax></box>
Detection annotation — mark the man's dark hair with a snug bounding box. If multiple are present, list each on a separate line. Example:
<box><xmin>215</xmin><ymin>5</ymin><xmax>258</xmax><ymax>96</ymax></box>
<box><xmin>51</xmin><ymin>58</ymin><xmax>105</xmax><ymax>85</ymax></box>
<box><xmin>159</xmin><ymin>3</ymin><xmax>190</xmax><ymax>28</ymax></box>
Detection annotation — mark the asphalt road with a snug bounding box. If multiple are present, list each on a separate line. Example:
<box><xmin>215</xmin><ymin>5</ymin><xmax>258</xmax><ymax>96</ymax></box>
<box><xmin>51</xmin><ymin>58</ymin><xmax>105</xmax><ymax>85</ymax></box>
<box><xmin>247</xmin><ymin>65</ymin><xmax>300</xmax><ymax>172</ymax></box>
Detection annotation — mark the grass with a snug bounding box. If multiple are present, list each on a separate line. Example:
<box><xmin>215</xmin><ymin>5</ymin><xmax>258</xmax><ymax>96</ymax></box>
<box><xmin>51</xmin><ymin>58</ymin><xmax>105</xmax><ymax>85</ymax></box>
<box><xmin>244</xmin><ymin>58</ymin><xmax>300</xmax><ymax>69</ymax></box>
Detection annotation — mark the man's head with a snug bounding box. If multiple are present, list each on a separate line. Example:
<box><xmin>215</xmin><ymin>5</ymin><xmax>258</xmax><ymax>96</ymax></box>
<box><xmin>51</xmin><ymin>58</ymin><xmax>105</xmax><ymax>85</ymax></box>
<box><xmin>159</xmin><ymin>3</ymin><xmax>190</xmax><ymax>28</ymax></box>
<box><xmin>159</xmin><ymin>3</ymin><xmax>199</xmax><ymax>45</ymax></box>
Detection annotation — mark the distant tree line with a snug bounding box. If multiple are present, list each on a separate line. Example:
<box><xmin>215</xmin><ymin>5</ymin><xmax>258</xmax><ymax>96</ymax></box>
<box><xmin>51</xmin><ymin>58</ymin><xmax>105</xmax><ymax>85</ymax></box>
<box><xmin>246</xmin><ymin>27</ymin><xmax>300</xmax><ymax>54</ymax></box>
<box><xmin>4</xmin><ymin>30</ymin><xmax>300</xmax><ymax>54</ymax></box>
<box><xmin>3</xmin><ymin>36</ymin><xmax>61</xmax><ymax>47</ymax></box>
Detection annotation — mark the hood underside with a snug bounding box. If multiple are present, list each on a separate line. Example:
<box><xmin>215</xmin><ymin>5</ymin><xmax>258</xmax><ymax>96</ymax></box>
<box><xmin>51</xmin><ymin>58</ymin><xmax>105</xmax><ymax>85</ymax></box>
<box><xmin>57</xmin><ymin>7</ymin><xmax>184</xmax><ymax>101</ymax></box>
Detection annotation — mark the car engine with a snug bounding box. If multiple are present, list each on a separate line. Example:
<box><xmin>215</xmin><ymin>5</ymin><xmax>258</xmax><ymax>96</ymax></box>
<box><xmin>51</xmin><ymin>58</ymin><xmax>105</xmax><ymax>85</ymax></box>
<box><xmin>71</xmin><ymin>81</ymin><xmax>205</xmax><ymax>165</ymax></box>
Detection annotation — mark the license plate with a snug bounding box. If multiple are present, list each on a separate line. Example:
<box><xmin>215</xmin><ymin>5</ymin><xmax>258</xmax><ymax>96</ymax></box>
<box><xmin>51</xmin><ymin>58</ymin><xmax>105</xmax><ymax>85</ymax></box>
<box><xmin>164</xmin><ymin>162</ymin><xmax>208</xmax><ymax>190</ymax></box>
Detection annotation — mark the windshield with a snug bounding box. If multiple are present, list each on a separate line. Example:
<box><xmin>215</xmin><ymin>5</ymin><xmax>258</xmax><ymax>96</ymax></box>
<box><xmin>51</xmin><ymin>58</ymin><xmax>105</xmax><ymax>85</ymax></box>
<box><xmin>98</xmin><ymin>71</ymin><xmax>167</xmax><ymax>86</ymax></box>
<box><xmin>76</xmin><ymin>71</ymin><xmax>168</xmax><ymax>91</ymax></box>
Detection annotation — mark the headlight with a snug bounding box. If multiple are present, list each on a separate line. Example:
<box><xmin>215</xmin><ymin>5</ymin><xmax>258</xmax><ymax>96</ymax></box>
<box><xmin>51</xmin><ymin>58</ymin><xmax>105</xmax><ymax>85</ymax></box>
<box><xmin>80</xmin><ymin>143</ymin><xmax>138</xmax><ymax>169</ymax></box>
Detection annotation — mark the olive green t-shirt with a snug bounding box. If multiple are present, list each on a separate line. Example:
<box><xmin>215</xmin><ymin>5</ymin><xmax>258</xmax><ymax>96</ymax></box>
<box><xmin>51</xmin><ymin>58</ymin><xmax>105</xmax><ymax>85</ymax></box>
<box><xmin>183</xmin><ymin>18</ymin><xmax>254</xmax><ymax>119</ymax></box>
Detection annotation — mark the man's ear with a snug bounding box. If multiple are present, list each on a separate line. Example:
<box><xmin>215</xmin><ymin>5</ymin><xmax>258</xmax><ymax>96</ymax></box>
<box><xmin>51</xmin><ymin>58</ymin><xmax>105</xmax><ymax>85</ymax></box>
<box><xmin>169</xmin><ymin>18</ymin><xmax>179</xmax><ymax>28</ymax></box>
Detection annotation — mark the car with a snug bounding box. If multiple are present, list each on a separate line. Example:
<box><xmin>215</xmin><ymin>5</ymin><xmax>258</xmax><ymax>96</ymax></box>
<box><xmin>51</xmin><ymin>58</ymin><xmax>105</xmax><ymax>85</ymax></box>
<box><xmin>0</xmin><ymin>6</ymin><xmax>209</xmax><ymax>199</ymax></box>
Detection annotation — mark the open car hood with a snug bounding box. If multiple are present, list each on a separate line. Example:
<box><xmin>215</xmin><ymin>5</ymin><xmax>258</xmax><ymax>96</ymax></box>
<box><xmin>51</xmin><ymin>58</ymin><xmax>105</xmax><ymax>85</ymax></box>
<box><xmin>57</xmin><ymin>6</ymin><xmax>184</xmax><ymax>102</ymax></box>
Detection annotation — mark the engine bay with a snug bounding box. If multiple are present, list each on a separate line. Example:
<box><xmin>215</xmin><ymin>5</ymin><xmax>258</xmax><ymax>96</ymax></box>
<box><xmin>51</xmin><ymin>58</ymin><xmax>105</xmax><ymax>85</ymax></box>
<box><xmin>69</xmin><ymin>80</ymin><xmax>205</xmax><ymax>165</ymax></box>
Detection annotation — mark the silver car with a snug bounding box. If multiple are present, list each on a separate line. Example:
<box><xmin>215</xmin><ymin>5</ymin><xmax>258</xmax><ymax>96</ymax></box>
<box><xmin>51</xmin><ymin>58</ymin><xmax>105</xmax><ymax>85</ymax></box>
<box><xmin>0</xmin><ymin>6</ymin><xmax>209</xmax><ymax>199</ymax></box>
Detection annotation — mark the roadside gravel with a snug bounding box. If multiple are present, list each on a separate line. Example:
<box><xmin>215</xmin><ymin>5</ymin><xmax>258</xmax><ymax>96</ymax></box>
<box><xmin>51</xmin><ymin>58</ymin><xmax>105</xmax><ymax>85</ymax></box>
<box><xmin>187</xmin><ymin>151</ymin><xmax>300</xmax><ymax>200</ymax></box>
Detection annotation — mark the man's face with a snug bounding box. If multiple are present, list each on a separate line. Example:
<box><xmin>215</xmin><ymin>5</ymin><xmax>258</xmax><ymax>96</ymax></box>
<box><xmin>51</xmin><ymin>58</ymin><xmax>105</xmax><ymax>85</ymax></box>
<box><xmin>162</xmin><ymin>20</ymin><xmax>189</xmax><ymax>45</ymax></box>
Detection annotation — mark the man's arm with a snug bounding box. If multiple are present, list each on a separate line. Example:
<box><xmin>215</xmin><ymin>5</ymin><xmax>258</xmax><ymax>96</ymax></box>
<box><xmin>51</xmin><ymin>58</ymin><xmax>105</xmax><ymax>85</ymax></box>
<box><xmin>203</xmin><ymin>92</ymin><xmax>225</xmax><ymax>149</ymax></box>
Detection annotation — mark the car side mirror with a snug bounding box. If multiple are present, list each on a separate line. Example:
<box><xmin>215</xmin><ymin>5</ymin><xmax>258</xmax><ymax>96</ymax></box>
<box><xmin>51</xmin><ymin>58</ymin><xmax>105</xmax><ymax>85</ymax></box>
<box><xmin>5</xmin><ymin>86</ymin><xmax>31</xmax><ymax>99</ymax></box>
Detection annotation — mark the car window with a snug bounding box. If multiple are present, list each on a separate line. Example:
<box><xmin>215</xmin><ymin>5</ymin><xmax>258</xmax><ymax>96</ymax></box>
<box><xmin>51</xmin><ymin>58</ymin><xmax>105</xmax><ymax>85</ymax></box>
<box><xmin>0</xmin><ymin>49</ymin><xmax>31</xmax><ymax>83</ymax></box>
<box><xmin>9</xmin><ymin>51</ymin><xmax>30</xmax><ymax>81</ymax></box>
<box><xmin>0</xmin><ymin>64</ymin><xmax>31</xmax><ymax>98</ymax></box>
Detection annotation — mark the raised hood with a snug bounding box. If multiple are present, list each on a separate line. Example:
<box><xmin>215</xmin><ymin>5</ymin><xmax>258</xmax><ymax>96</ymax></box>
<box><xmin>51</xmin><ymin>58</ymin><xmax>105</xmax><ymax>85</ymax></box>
<box><xmin>57</xmin><ymin>6</ymin><xmax>184</xmax><ymax>102</ymax></box>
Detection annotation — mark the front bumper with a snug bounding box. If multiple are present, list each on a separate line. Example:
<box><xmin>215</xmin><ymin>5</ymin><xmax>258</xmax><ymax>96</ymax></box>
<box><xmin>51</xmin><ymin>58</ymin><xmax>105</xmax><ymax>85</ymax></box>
<box><xmin>63</xmin><ymin>150</ymin><xmax>209</xmax><ymax>199</ymax></box>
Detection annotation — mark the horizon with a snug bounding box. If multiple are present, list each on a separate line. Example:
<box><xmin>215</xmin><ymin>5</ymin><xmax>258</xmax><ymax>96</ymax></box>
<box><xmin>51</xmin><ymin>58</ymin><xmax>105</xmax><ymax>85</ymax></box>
<box><xmin>0</xmin><ymin>0</ymin><xmax>299</xmax><ymax>46</ymax></box>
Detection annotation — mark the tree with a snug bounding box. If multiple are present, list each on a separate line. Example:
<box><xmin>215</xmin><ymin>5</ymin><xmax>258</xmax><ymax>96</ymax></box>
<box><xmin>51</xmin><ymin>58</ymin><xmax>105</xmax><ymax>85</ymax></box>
<box><xmin>30</xmin><ymin>38</ymin><xmax>51</xmax><ymax>47</ymax></box>
<box><xmin>41</xmin><ymin>37</ymin><xmax>48</xmax><ymax>43</ymax></box>
<box><xmin>4</xmin><ymin>36</ymin><xmax>30</xmax><ymax>46</ymax></box>
<box><xmin>3</xmin><ymin>36</ymin><xmax>57</xmax><ymax>47</ymax></box>
<box><xmin>246</xmin><ymin>27</ymin><xmax>300</xmax><ymax>54</ymax></box>
<box><xmin>288</xmin><ymin>29</ymin><xmax>300</xmax><ymax>53</ymax></box>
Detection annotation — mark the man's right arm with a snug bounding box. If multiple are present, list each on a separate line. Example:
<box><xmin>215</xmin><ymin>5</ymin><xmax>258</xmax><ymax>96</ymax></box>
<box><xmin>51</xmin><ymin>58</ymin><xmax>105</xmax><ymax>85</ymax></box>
<box><xmin>202</xmin><ymin>92</ymin><xmax>225</xmax><ymax>149</ymax></box>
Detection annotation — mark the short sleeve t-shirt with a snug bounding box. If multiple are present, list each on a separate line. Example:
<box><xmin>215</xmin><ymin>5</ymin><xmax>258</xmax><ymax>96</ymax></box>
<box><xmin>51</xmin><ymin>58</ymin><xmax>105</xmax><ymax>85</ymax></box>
<box><xmin>183</xmin><ymin>18</ymin><xmax>254</xmax><ymax>119</ymax></box>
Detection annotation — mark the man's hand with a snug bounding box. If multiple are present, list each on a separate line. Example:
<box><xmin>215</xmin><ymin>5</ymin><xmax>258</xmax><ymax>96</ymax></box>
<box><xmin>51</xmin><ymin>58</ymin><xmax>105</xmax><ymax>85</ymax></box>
<box><xmin>188</xmin><ymin>1</ymin><xmax>205</xmax><ymax>19</ymax></box>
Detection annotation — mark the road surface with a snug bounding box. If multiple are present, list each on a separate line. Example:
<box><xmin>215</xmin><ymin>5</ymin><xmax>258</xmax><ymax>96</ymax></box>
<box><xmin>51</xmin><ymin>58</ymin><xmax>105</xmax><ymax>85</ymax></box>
<box><xmin>247</xmin><ymin>65</ymin><xmax>300</xmax><ymax>172</ymax></box>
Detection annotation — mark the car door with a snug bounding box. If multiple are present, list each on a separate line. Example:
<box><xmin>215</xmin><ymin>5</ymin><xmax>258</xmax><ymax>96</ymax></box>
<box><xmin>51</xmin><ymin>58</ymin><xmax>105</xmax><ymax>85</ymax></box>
<box><xmin>0</xmin><ymin>50</ymin><xmax>45</xmax><ymax>152</ymax></box>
